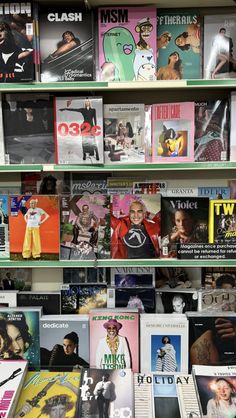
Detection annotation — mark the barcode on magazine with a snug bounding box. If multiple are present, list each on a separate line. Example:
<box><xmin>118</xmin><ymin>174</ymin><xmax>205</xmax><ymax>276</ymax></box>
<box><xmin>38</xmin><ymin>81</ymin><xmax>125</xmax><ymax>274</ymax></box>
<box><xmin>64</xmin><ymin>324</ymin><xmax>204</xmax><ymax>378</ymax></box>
<box><xmin>162</xmin><ymin>246</ymin><xmax>168</xmax><ymax>256</ymax></box>
<box><xmin>26</xmin><ymin>23</ymin><xmax>33</xmax><ymax>36</ymax></box>
<box><xmin>221</xmin><ymin>151</ymin><xmax>227</xmax><ymax>160</ymax></box>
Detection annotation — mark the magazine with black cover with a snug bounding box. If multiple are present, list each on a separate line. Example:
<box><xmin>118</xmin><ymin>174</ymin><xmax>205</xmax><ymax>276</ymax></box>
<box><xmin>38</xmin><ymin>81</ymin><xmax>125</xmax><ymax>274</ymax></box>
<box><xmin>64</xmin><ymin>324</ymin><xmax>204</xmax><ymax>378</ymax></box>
<box><xmin>104</xmin><ymin>103</ymin><xmax>145</xmax><ymax>164</ymax></box>
<box><xmin>60</xmin><ymin>194</ymin><xmax>110</xmax><ymax>260</ymax></box>
<box><xmin>0</xmin><ymin>268</ymin><xmax>32</xmax><ymax>291</ymax></box>
<box><xmin>194</xmin><ymin>99</ymin><xmax>230</xmax><ymax>162</ymax></box>
<box><xmin>63</xmin><ymin>267</ymin><xmax>107</xmax><ymax>284</ymax></box>
<box><xmin>0</xmin><ymin>290</ymin><xmax>17</xmax><ymax>307</ymax></box>
<box><xmin>21</xmin><ymin>172</ymin><xmax>70</xmax><ymax>195</ymax></box>
<box><xmin>78</xmin><ymin>368</ymin><xmax>134</xmax><ymax>418</ymax></box>
<box><xmin>111</xmin><ymin>267</ymin><xmax>155</xmax><ymax>287</ymax></box>
<box><xmin>161</xmin><ymin>196</ymin><xmax>209</xmax><ymax>258</ymax></box>
<box><xmin>0</xmin><ymin>307</ymin><xmax>41</xmax><ymax>369</ymax></box>
<box><xmin>0</xmin><ymin>360</ymin><xmax>28</xmax><ymax>418</ymax></box>
<box><xmin>192</xmin><ymin>364</ymin><xmax>236</xmax><ymax>418</ymax></box>
<box><xmin>140</xmin><ymin>314</ymin><xmax>189</xmax><ymax>373</ymax></box>
<box><xmin>70</xmin><ymin>173</ymin><xmax>108</xmax><ymax>195</ymax></box>
<box><xmin>3</xmin><ymin>93</ymin><xmax>54</xmax><ymax>164</ymax></box>
<box><xmin>155</xmin><ymin>289</ymin><xmax>199</xmax><ymax>314</ymax></box>
<box><xmin>187</xmin><ymin>312</ymin><xmax>236</xmax><ymax>371</ymax></box>
<box><xmin>40</xmin><ymin>314</ymin><xmax>89</xmax><ymax>371</ymax></box>
<box><xmin>17</xmin><ymin>291</ymin><xmax>61</xmax><ymax>315</ymax></box>
<box><xmin>202</xmin><ymin>267</ymin><xmax>236</xmax><ymax>289</ymax></box>
<box><xmin>39</xmin><ymin>4</ymin><xmax>94</xmax><ymax>82</ymax></box>
<box><xmin>199</xmin><ymin>289</ymin><xmax>236</xmax><ymax>312</ymax></box>
<box><xmin>156</xmin><ymin>267</ymin><xmax>201</xmax><ymax>289</ymax></box>
<box><xmin>204</xmin><ymin>15</ymin><xmax>236</xmax><ymax>79</ymax></box>
<box><xmin>209</xmin><ymin>199</ymin><xmax>236</xmax><ymax>243</ymax></box>
<box><xmin>61</xmin><ymin>283</ymin><xmax>108</xmax><ymax>315</ymax></box>
<box><xmin>109</xmin><ymin>287</ymin><xmax>156</xmax><ymax>313</ymax></box>
<box><xmin>55</xmin><ymin>96</ymin><xmax>104</xmax><ymax>165</ymax></box>
<box><xmin>0</xmin><ymin>2</ymin><xmax>34</xmax><ymax>83</ymax></box>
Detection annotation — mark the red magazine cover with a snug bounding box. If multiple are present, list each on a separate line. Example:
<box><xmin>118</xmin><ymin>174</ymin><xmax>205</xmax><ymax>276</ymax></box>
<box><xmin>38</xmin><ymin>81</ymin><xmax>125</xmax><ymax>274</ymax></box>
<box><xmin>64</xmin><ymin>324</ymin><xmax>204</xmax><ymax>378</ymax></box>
<box><xmin>9</xmin><ymin>195</ymin><xmax>59</xmax><ymax>260</ymax></box>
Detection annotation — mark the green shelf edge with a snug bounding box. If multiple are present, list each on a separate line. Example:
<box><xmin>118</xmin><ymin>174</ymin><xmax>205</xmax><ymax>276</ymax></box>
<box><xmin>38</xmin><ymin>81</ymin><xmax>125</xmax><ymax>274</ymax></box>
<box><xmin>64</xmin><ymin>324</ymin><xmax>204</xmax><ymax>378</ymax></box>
<box><xmin>0</xmin><ymin>165</ymin><xmax>42</xmax><ymax>172</ymax></box>
<box><xmin>0</xmin><ymin>259</ymin><xmax>236</xmax><ymax>267</ymax></box>
<box><xmin>0</xmin><ymin>82</ymin><xmax>108</xmax><ymax>91</ymax></box>
<box><xmin>187</xmin><ymin>79</ymin><xmax>236</xmax><ymax>86</ymax></box>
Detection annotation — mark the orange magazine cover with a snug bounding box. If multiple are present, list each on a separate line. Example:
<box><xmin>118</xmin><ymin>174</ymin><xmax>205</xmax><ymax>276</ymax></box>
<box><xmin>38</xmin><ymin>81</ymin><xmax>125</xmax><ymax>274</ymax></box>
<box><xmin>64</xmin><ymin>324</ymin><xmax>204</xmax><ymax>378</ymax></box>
<box><xmin>9</xmin><ymin>195</ymin><xmax>59</xmax><ymax>260</ymax></box>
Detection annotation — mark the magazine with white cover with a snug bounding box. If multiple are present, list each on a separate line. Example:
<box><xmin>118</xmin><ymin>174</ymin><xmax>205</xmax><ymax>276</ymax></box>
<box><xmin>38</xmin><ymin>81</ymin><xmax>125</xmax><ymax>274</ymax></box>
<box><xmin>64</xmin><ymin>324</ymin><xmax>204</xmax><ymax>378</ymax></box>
<box><xmin>0</xmin><ymin>291</ymin><xmax>17</xmax><ymax>307</ymax></box>
<box><xmin>140</xmin><ymin>314</ymin><xmax>188</xmax><ymax>373</ymax></box>
<box><xmin>175</xmin><ymin>374</ymin><xmax>201</xmax><ymax>418</ymax></box>
<box><xmin>0</xmin><ymin>360</ymin><xmax>28</xmax><ymax>418</ymax></box>
<box><xmin>192</xmin><ymin>364</ymin><xmax>236</xmax><ymax>418</ymax></box>
<box><xmin>134</xmin><ymin>373</ymin><xmax>153</xmax><ymax>418</ymax></box>
<box><xmin>199</xmin><ymin>289</ymin><xmax>236</xmax><ymax>312</ymax></box>
<box><xmin>111</xmin><ymin>267</ymin><xmax>155</xmax><ymax>287</ymax></box>
<box><xmin>55</xmin><ymin>96</ymin><xmax>104</xmax><ymax>165</ymax></box>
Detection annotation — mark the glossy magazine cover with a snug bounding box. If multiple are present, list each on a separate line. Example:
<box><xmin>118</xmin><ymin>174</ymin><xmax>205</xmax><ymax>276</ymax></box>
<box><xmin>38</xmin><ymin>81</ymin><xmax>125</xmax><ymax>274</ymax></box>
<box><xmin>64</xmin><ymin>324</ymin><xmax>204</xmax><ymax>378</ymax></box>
<box><xmin>40</xmin><ymin>315</ymin><xmax>89</xmax><ymax>371</ymax></box>
<box><xmin>103</xmin><ymin>103</ymin><xmax>145</xmax><ymax>164</ymax></box>
<box><xmin>79</xmin><ymin>368</ymin><xmax>134</xmax><ymax>418</ymax></box>
<box><xmin>98</xmin><ymin>6</ymin><xmax>157</xmax><ymax>81</ymax></box>
<box><xmin>61</xmin><ymin>284</ymin><xmax>107</xmax><ymax>314</ymax></box>
<box><xmin>54</xmin><ymin>96</ymin><xmax>104</xmax><ymax>165</ymax></box>
<box><xmin>89</xmin><ymin>311</ymin><xmax>139</xmax><ymax>372</ymax></box>
<box><xmin>0</xmin><ymin>360</ymin><xmax>28</xmax><ymax>418</ymax></box>
<box><xmin>111</xmin><ymin>194</ymin><xmax>160</xmax><ymax>259</ymax></box>
<box><xmin>157</xmin><ymin>11</ymin><xmax>201</xmax><ymax>79</ymax></box>
<box><xmin>9</xmin><ymin>195</ymin><xmax>60</xmax><ymax>261</ymax></box>
<box><xmin>152</xmin><ymin>102</ymin><xmax>195</xmax><ymax>163</ymax></box>
<box><xmin>39</xmin><ymin>5</ymin><xmax>94</xmax><ymax>82</ymax></box>
<box><xmin>60</xmin><ymin>194</ymin><xmax>110</xmax><ymax>260</ymax></box>
<box><xmin>0</xmin><ymin>307</ymin><xmax>41</xmax><ymax>369</ymax></box>
<box><xmin>0</xmin><ymin>2</ymin><xmax>34</xmax><ymax>83</ymax></box>
<box><xmin>110</xmin><ymin>267</ymin><xmax>155</xmax><ymax>287</ymax></box>
<box><xmin>17</xmin><ymin>292</ymin><xmax>61</xmax><ymax>315</ymax></box>
<box><xmin>0</xmin><ymin>268</ymin><xmax>32</xmax><ymax>291</ymax></box>
<box><xmin>14</xmin><ymin>371</ymin><xmax>81</xmax><ymax>418</ymax></box>
<box><xmin>3</xmin><ymin>93</ymin><xmax>54</xmax><ymax>164</ymax></box>
<box><xmin>209</xmin><ymin>199</ymin><xmax>236</xmax><ymax>243</ymax></box>
<box><xmin>0</xmin><ymin>195</ymin><xmax>9</xmax><ymax>259</ymax></box>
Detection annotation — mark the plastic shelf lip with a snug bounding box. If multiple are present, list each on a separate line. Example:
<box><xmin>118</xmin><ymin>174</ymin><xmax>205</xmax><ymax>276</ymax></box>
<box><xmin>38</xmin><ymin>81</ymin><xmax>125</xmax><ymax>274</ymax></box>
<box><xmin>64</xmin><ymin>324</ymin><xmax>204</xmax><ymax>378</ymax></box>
<box><xmin>0</xmin><ymin>164</ymin><xmax>43</xmax><ymax>172</ymax></box>
<box><xmin>187</xmin><ymin>79</ymin><xmax>236</xmax><ymax>87</ymax></box>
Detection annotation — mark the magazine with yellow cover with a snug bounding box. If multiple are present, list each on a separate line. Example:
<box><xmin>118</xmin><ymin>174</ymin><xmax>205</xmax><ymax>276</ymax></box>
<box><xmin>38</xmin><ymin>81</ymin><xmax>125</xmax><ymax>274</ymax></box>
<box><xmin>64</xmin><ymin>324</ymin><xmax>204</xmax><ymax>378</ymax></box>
<box><xmin>14</xmin><ymin>371</ymin><xmax>81</xmax><ymax>418</ymax></box>
<box><xmin>209</xmin><ymin>199</ymin><xmax>236</xmax><ymax>243</ymax></box>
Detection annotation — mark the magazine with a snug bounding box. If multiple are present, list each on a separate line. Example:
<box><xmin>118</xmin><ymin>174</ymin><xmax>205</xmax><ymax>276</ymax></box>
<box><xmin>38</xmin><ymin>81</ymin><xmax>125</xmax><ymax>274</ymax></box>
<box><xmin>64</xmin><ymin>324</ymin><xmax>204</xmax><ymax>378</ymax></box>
<box><xmin>199</xmin><ymin>289</ymin><xmax>236</xmax><ymax>312</ymax></box>
<box><xmin>21</xmin><ymin>172</ymin><xmax>70</xmax><ymax>195</ymax></box>
<box><xmin>202</xmin><ymin>267</ymin><xmax>236</xmax><ymax>289</ymax></box>
<box><xmin>0</xmin><ymin>194</ymin><xmax>9</xmax><ymax>259</ymax></box>
<box><xmin>110</xmin><ymin>267</ymin><xmax>155</xmax><ymax>287</ymax></box>
<box><xmin>175</xmin><ymin>374</ymin><xmax>201</xmax><ymax>418</ymax></box>
<box><xmin>155</xmin><ymin>289</ymin><xmax>199</xmax><ymax>314</ymax></box>
<box><xmin>0</xmin><ymin>291</ymin><xmax>17</xmax><ymax>307</ymax></box>
<box><xmin>152</xmin><ymin>373</ymin><xmax>181</xmax><ymax>418</ymax></box>
<box><xmin>134</xmin><ymin>373</ymin><xmax>153</xmax><ymax>418</ymax></box>
<box><xmin>0</xmin><ymin>268</ymin><xmax>32</xmax><ymax>291</ymax></box>
<box><xmin>63</xmin><ymin>267</ymin><xmax>107</xmax><ymax>284</ymax></box>
<box><xmin>17</xmin><ymin>291</ymin><xmax>61</xmax><ymax>315</ymax></box>
<box><xmin>209</xmin><ymin>199</ymin><xmax>236</xmax><ymax>243</ymax></box>
<box><xmin>109</xmin><ymin>287</ymin><xmax>156</xmax><ymax>313</ymax></box>
<box><xmin>61</xmin><ymin>283</ymin><xmax>108</xmax><ymax>314</ymax></box>
<box><xmin>98</xmin><ymin>7</ymin><xmax>157</xmax><ymax>81</ymax></box>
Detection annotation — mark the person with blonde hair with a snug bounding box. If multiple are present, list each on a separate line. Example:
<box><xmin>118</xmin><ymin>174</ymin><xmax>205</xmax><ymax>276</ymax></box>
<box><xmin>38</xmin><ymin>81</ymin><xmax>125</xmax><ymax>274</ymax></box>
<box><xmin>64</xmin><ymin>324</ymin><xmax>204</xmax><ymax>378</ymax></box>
<box><xmin>207</xmin><ymin>378</ymin><xmax>236</xmax><ymax>418</ymax></box>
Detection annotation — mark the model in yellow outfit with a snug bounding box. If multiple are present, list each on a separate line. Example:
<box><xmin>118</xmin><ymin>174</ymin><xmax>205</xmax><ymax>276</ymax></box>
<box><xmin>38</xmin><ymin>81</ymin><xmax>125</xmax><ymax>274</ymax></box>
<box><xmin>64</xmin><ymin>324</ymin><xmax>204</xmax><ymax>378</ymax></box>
<box><xmin>22</xmin><ymin>199</ymin><xmax>49</xmax><ymax>259</ymax></box>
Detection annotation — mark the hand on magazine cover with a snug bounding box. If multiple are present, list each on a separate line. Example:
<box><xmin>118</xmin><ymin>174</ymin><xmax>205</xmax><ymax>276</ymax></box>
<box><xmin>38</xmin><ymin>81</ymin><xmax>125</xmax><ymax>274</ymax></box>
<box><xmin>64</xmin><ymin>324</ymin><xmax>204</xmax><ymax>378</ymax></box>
<box><xmin>215</xmin><ymin>317</ymin><xmax>236</xmax><ymax>340</ymax></box>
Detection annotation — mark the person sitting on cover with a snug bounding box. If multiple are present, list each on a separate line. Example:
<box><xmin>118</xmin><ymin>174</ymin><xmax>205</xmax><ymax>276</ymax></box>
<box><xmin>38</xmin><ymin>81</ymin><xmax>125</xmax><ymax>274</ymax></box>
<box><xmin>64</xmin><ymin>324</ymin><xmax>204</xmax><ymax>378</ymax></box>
<box><xmin>95</xmin><ymin>319</ymin><xmax>131</xmax><ymax>369</ymax></box>
<box><xmin>111</xmin><ymin>199</ymin><xmax>160</xmax><ymax>259</ymax></box>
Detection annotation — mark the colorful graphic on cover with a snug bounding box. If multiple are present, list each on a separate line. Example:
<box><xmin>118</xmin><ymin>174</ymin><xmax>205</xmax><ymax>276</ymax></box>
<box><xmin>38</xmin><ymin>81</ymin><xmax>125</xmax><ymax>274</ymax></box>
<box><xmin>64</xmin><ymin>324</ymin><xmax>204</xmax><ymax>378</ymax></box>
<box><xmin>39</xmin><ymin>5</ymin><xmax>94</xmax><ymax>82</ymax></box>
<box><xmin>40</xmin><ymin>316</ymin><xmax>89</xmax><ymax>371</ymax></box>
<box><xmin>54</xmin><ymin>96</ymin><xmax>104</xmax><ymax>164</ymax></box>
<box><xmin>14</xmin><ymin>371</ymin><xmax>81</xmax><ymax>418</ymax></box>
<box><xmin>79</xmin><ymin>369</ymin><xmax>134</xmax><ymax>418</ymax></box>
<box><xmin>3</xmin><ymin>93</ymin><xmax>54</xmax><ymax>164</ymax></box>
<box><xmin>9</xmin><ymin>195</ymin><xmax>60</xmax><ymax>261</ymax></box>
<box><xmin>0</xmin><ymin>360</ymin><xmax>28</xmax><ymax>418</ymax></box>
<box><xmin>194</xmin><ymin>100</ymin><xmax>230</xmax><ymax>162</ymax></box>
<box><xmin>161</xmin><ymin>196</ymin><xmax>209</xmax><ymax>258</ymax></box>
<box><xmin>104</xmin><ymin>103</ymin><xmax>145</xmax><ymax>164</ymax></box>
<box><xmin>0</xmin><ymin>308</ymin><xmax>41</xmax><ymax>369</ymax></box>
<box><xmin>204</xmin><ymin>15</ymin><xmax>236</xmax><ymax>79</ymax></box>
<box><xmin>157</xmin><ymin>11</ymin><xmax>201</xmax><ymax>79</ymax></box>
<box><xmin>0</xmin><ymin>2</ymin><xmax>34</xmax><ymax>83</ymax></box>
<box><xmin>89</xmin><ymin>311</ymin><xmax>139</xmax><ymax>372</ymax></box>
<box><xmin>152</xmin><ymin>374</ymin><xmax>181</xmax><ymax>418</ymax></box>
<box><xmin>0</xmin><ymin>195</ymin><xmax>9</xmax><ymax>258</ymax></box>
<box><xmin>194</xmin><ymin>373</ymin><xmax>236</xmax><ymax>418</ymax></box>
<box><xmin>155</xmin><ymin>290</ymin><xmax>198</xmax><ymax>314</ymax></box>
<box><xmin>152</xmin><ymin>102</ymin><xmax>195</xmax><ymax>163</ymax></box>
<box><xmin>60</xmin><ymin>195</ymin><xmax>110</xmax><ymax>260</ymax></box>
<box><xmin>98</xmin><ymin>7</ymin><xmax>157</xmax><ymax>81</ymax></box>
<box><xmin>209</xmin><ymin>199</ymin><xmax>236</xmax><ymax>243</ymax></box>
<box><xmin>111</xmin><ymin>194</ymin><xmax>161</xmax><ymax>259</ymax></box>
<box><xmin>0</xmin><ymin>268</ymin><xmax>32</xmax><ymax>291</ymax></box>
<box><xmin>188</xmin><ymin>313</ymin><xmax>236</xmax><ymax>370</ymax></box>
<box><xmin>61</xmin><ymin>284</ymin><xmax>107</xmax><ymax>314</ymax></box>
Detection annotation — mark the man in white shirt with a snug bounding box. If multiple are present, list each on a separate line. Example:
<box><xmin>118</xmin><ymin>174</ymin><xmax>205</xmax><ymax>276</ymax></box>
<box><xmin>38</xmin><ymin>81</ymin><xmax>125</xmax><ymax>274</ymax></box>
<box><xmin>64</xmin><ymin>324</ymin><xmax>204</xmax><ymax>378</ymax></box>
<box><xmin>22</xmin><ymin>198</ymin><xmax>49</xmax><ymax>259</ymax></box>
<box><xmin>93</xmin><ymin>373</ymin><xmax>113</xmax><ymax>418</ymax></box>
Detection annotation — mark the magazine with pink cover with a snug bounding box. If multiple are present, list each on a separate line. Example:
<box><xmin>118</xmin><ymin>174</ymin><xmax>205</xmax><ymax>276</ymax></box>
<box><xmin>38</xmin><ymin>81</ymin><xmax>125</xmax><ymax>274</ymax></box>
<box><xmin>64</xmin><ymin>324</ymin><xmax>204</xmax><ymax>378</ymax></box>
<box><xmin>152</xmin><ymin>102</ymin><xmax>195</xmax><ymax>163</ymax></box>
<box><xmin>111</xmin><ymin>194</ymin><xmax>161</xmax><ymax>259</ymax></box>
<box><xmin>98</xmin><ymin>7</ymin><xmax>157</xmax><ymax>81</ymax></box>
<box><xmin>89</xmin><ymin>310</ymin><xmax>139</xmax><ymax>372</ymax></box>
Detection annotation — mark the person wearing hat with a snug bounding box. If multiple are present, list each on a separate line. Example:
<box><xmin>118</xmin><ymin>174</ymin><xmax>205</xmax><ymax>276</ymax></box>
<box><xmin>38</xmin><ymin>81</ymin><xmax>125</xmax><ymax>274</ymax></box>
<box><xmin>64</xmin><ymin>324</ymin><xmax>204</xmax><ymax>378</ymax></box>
<box><xmin>95</xmin><ymin>319</ymin><xmax>131</xmax><ymax>369</ymax></box>
<box><xmin>22</xmin><ymin>198</ymin><xmax>49</xmax><ymax>259</ymax></box>
<box><xmin>135</xmin><ymin>17</ymin><xmax>153</xmax><ymax>50</ymax></box>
